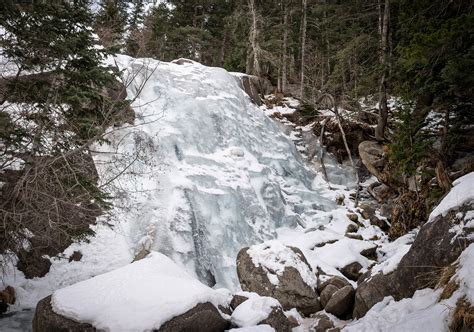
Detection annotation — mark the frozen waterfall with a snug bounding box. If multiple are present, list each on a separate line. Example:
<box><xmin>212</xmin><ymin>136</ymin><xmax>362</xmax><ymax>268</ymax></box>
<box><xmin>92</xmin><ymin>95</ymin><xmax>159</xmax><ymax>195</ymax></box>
<box><xmin>96</xmin><ymin>56</ymin><xmax>352</xmax><ymax>289</ymax></box>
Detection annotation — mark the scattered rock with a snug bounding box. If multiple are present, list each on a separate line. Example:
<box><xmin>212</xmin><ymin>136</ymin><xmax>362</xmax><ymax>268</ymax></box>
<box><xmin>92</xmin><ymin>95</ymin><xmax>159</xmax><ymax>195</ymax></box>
<box><xmin>345</xmin><ymin>233</ymin><xmax>363</xmax><ymax>240</ymax></box>
<box><xmin>336</xmin><ymin>194</ymin><xmax>345</xmax><ymax>205</ymax></box>
<box><xmin>230</xmin><ymin>294</ymin><xmax>249</xmax><ymax>310</ymax></box>
<box><xmin>347</xmin><ymin>213</ymin><xmax>359</xmax><ymax>222</ymax></box>
<box><xmin>346</xmin><ymin>224</ymin><xmax>359</xmax><ymax>233</ymax></box>
<box><xmin>313</xmin><ymin>313</ymin><xmax>335</xmax><ymax>332</ymax></box>
<box><xmin>325</xmin><ymin>285</ymin><xmax>355</xmax><ymax>319</ymax></box>
<box><xmin>68</xmin><ymin>251</ymin><xmax>82</xmax><ymax>262</ymax></box>
<box><xmin>160</xmin><ymin>302</ymin><xmax>230</xmax><ymax>332</ymax></box>
<box><xmin>0</xmin><ymin>285</ymin><xmax>15</xmax><ymax>314</ymax></box>
<box><xmin>370</xmin><ymin>183</ymin><xmax>395</xmax><ymax>203</ymax></box>
<box><xmin>260</xmin><ymin>306</ymin><xmax>296</xmax><ymax>332</ymax></box>
<box><xmin>353</xmin><ymin>273</ymin><xmax>393</xmax><ymax>318</ymax></box>
<box><xmin>33</xmin><ymin>295</ymin><xmax>96</xmax><ymax>332</ymax></box>
<box><xmin>237</xmin><ymin>245</ymin><xmax>321</xmax><ymax>316</ymax></box>
<box><xmin>320</xmin><ymin>284</ymin><xmax>339</xmax><ymax>308</ymax></box>
<box><xmin>339</xmin><ymin>262</ymin><xmax>363</xmax><ymax>281</ymax></box>
<box><xmin>318</xmin><ymin>276</ymin><xmax>351</xmax><ymax>293</ymax></box>
<box><xmin>360</xmin><ymin>246</ymin><xmax>378</xmax><ymax>260</ymax></box>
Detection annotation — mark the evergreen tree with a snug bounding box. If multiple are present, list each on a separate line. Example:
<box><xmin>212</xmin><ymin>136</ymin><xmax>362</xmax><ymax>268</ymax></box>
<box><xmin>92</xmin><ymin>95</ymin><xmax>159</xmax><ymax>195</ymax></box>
<box><xmin>0</xmin><ymin>0</ymin><xmax>126</xmax><ymax>262</ymax></box>
<box><xmin>95</xmin><ymin>0</ymin><xmax>128</xmax><ymax>51</ymax></box>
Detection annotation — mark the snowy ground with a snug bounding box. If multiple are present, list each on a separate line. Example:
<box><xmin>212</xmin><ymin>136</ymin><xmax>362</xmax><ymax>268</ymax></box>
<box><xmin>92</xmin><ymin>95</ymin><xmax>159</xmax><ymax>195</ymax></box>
<box><xmin>1</xmin><ymin>57</ymin><xmax>470</xmax><ymax>331</ymax></box>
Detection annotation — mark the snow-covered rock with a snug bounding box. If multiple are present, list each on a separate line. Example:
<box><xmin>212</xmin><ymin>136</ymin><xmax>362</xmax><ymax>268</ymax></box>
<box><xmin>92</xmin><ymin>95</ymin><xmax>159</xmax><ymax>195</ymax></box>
<box><xmin>38</xmin><ymin>252</ymin><xmax>229</xmax><ymax>331</ymax></box>
<box><xmin>236</xmin><ymin>241</ymin><xmax>321</xmax><ymax>316</ymax></box>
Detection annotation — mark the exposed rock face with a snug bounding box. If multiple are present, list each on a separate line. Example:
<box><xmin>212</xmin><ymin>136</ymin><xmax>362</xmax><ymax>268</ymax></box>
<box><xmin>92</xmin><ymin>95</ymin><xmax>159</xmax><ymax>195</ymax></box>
<box><xmin>232</xmin><ymin>74</ymin><xmax>272</xmax><ymax>106</ymax></box>
<box><xmin>325</xmin><ymin>285</ymin><xmax>355</xmax><ymax>318</ymax></box>
<box><xmin>353</xmin><ymin>203</ymin><xmax>474</xmax><ymax>318</ymax></box>
<box><xmin>236</xmin><ymin>246</ymin><xmax>321</xmax><ymax>316</ymax></box>
<box><xmin>318</xmin><ymin>276</ymin><xmax>355</xmax><ymax>319</ymax></box>
<box><xmin>358</xmin><ymin>141</ymin><xmax>387</xmax><ymax>184</ymax></box>
<box><xmin>0</xmin><ymin>286</ymin><xmax>15</xmax><ymax>314</ymax></box>
<box><xmin>159</xmin><ymin>302</ymin><xmax>230</xmax><ymax>332</ymax></box>
<box><xmin>259</xmin><ymin>306</ymin><xmax>297</xmax><ymax>332</ymax></box>
<box><xmin>33</xmin><ymin>296</ymin><xmax>229</xmax><ymax>332</ymax></box>
<box><xmin>33</xmin><ymin>296</ymin><xmax>96</xmax><ymax>332</ymax></box>
<box><xmin>230</xmin><ymin>294</ymin><xmax>249</xmax><ymax>310</ymax></box>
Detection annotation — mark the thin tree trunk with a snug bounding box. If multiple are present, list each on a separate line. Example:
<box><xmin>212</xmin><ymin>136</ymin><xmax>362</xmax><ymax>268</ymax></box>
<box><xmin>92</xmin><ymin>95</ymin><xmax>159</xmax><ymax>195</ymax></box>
<box><xmin>375</xmin><ymin>0</ymin><xmax>390</xmax><ymax>142</ymax></box>
<box><xmin>282</xmin><ymin>8</ymin><xmax>288</xmax><ymax>94</ymax></box>
<box><xmin>300</xmin><ymin>0</ymin><xmax>307</xmax><ymax>99</ymax></box>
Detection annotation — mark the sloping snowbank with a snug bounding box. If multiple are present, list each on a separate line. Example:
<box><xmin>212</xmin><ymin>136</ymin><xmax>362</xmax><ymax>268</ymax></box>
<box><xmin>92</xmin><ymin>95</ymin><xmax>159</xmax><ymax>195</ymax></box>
<box><xmin>231</xmin><ymin>296</ymin><xmax>281</xmax><ymax>327</ymax></box>
<box><xmin>52</xmin><ymin>251</ymin><xmax>229</xmax><ymax>331</ymax></box>
<box><xmin>429</xmin><ymin>172</ymin><xmax>474</xmax><ymax>222</ymax></box>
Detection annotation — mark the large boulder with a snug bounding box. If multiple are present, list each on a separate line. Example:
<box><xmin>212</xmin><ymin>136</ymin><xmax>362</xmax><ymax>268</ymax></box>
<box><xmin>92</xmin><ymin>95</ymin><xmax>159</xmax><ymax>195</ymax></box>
<box><xmin>325</xmin><ymin>285</ymin><xmax>355</xmax><ymax>318</ymax></box>
<box><xmin>318</xmin><ymin>276</ymin><xmax>355</xmax><ymax>319</ymax></box>
<box><xmin>232</xmin><ymin>73</ymin><xmax>272</xmax><ymax>106</ymax></box>
<box><xmin>353</xmin><ymin>201</ymin><xmax>474</xmax><ymax>318</ymax></box>
<box><xmin>33</xmin><ymin>296</ymin><xmax>96</xmax><ymax>332</ymax></box>
<box><xmin>159</xmin><ymin>302</ymin><xmax>229</xmax><ymax>332</ymax></box>
<box><xmin>33</xmin><ymin>296</ymin><xmax>229</xmax><ymax>332</ymax></box>
<box><xmin>237</xmin><ymin>241</ymin><xmax>320</xmax><ymax>316</ymax></box>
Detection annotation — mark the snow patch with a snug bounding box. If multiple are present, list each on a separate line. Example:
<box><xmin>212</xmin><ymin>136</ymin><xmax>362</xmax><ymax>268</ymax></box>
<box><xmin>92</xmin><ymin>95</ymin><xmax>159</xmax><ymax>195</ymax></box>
<box><xmin>429</xmin><ymin>172</ymin><xmax>474</xmax><ymax>222</ymax></box>
<box><xmin>231</xmin><ymin>296</ymin><xmax>281</xmax><ymax>328</ymax></box>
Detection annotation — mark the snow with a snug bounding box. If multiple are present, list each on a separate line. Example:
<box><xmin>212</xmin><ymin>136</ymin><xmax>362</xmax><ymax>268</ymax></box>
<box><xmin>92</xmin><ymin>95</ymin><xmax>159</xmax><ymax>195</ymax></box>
<box><xmin>231</xmin><ymin>296</ymin><xmax>281</xmax><ymax>327</ymax></box>
<box><xmin>246</xmin><ymin>240</ymin><xmax>317</xmax><ymax>288</ymax></box>
<box><xmin>343</xmin><ymin>289</ymin><xmax>454</xmax><ymax>332</ymax></box>
<box><xmin>429</xmin><ymin>172</ymin><xmax>474</xmax><ymax>222</ymax></box>
<box><xmin>370</xmin><ymin>231</ymin><xmax>416</xmax><ymax>276</ymax></box>
<box><xmin>457</xmin><ymin>243</ymin><xmax>474</xmax><ymax>303</ymax></box>
<box><xmin>52</xmin><ymin>251</ymin><xmax>229</xmax><ymax>331</ymax></box>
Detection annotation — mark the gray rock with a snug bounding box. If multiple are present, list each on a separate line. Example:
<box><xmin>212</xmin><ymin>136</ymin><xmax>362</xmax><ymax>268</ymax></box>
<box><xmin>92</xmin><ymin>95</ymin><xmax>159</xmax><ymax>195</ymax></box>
<box><xmin>346</xmin><ymin>224</ymin><xmax>359</xmax><ymax>233</ymax></box>
<box><xmin>159</xmin><ymin>302</ymin><xmax>230</xmax><ymax>332</ymax></box>
<box><xmin>33</xmin><ymin>296</ymin><xmax>229</xmax><ymax>332</ymax></box>
<box><xmin>353</xmin><ymin>203</ymin><xmax>474</xmax><ymax>318</ymax></box>
<box><xmin>358</xmin><ymin>141</ymin><xmax>387</xmax><ymax>183</ymax></box>
<box><xmin>237</xmin><ymin>246</ymin><xmax>321</xmax><ymax>316</ymax></box>
<box><xmin>325</xmin><ymin>285</ymin><xmax>355</xmax><ymax>319</ymax></box>
<box><xmin>260</xmin><ymin>306</ymin><xmax>296</xmax><ymax>332</ymax></box>
<box><xmin>339</xmin><ymin>262</ymin><xmax>363</xmax><ymax>281</ymax></box>
<box><xmin>230</xmin><ymin>295</ymin><xmax>249</xmax><ymax>310</ymax></box>
<box><xmin>318</xmin><ymin>276</ymin><xmax>351</xmax><ymax>293</ymax></box>
<box><xmin>33</xmin><ymin>295</ymin><xmax>96</xmax><ymax>332</ymax></box>
<box><xmin>346</xmin><ymin>213</ymin><xmax>359</xmax><ymax>222</ymax></box>
<box><xmin>360</xmin><ymin>246</ymin><xmax>377</xmax><ymax>260</ymax></box>
<box><xmin>320</xmin><ymin>284</ymin><xmax>339</xmax><ymax>308</ymax></box>
<box><xmin>313</xmin><ymin>313</ymin><xmax>335</xmax><ymax>332</ymax></box>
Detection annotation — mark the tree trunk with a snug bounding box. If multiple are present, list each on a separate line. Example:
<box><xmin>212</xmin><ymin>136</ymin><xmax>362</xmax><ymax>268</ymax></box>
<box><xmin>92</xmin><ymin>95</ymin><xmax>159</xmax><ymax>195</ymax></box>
<box><xmin>248</xmin><ymin>0</ymin><xmax>261</xmax><ymax>77</ymax></box>
<box><xmin>282</xmin><ymin>8</ymin><xmax>288</xmax><ymax>94</ymax></box>
<box><xmin>299</xmin><ymin>0</ymin><xmax>307</xmax><ymax>99</ymax></box>
<box><xmin>375</xmin><ymin>0</ymin><xmax>390</xmax><ymax>142</ymax></box>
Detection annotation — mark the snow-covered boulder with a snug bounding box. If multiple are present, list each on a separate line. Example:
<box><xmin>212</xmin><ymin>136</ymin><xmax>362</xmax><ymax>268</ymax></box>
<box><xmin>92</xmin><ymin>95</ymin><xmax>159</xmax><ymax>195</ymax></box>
<box><xmin>318</xmin><ymin>276</ymin><xmax>355</xmax><ymax>319</ymax></box>
<box><xmin>353</xmin><ymin>173</ymin><xmax>474</xmax><ymax>318</ymax></box>
<box><xmin>230</xmin><ymin>296</ymin><xmax>295</xmax><ymax>332</ymax></box>
<box><xmin>33</xmin><ymin>252</ymin><xmax>230</xmax><ymax>331</ymax></box>
<box><xmin>236</xmin><ymin>241</ymin><xmax>320</xmax><ymax>316</ymax></box>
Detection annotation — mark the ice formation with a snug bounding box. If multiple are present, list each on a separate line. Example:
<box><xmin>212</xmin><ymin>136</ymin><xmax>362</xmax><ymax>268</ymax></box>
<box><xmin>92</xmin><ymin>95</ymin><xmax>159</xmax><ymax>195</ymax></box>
<box><xmin>97</xmin><ymin>56</ymin><xmax>347</xmax><ymax>288</ymax></box>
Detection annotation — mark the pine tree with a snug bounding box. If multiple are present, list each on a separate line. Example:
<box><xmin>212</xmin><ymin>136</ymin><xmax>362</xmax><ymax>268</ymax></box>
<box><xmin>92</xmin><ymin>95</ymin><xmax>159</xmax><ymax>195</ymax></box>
<box><xmin>95</xmin><ymin>0</ymin><xmax>128</xmax><ymax>51</ymax></box>
<box><xmin>0</xmin><ymin>0</ymin><xmax>125</xmax><ymax>265</ymax></box>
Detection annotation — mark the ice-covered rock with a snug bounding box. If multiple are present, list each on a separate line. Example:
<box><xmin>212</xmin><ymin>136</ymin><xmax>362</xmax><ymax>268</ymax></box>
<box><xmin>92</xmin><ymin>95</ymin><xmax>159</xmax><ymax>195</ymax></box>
<box><xmin>98</xmin><ymin>56</ymin><xmax>340</xmax><ymax>288</ymax></box>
